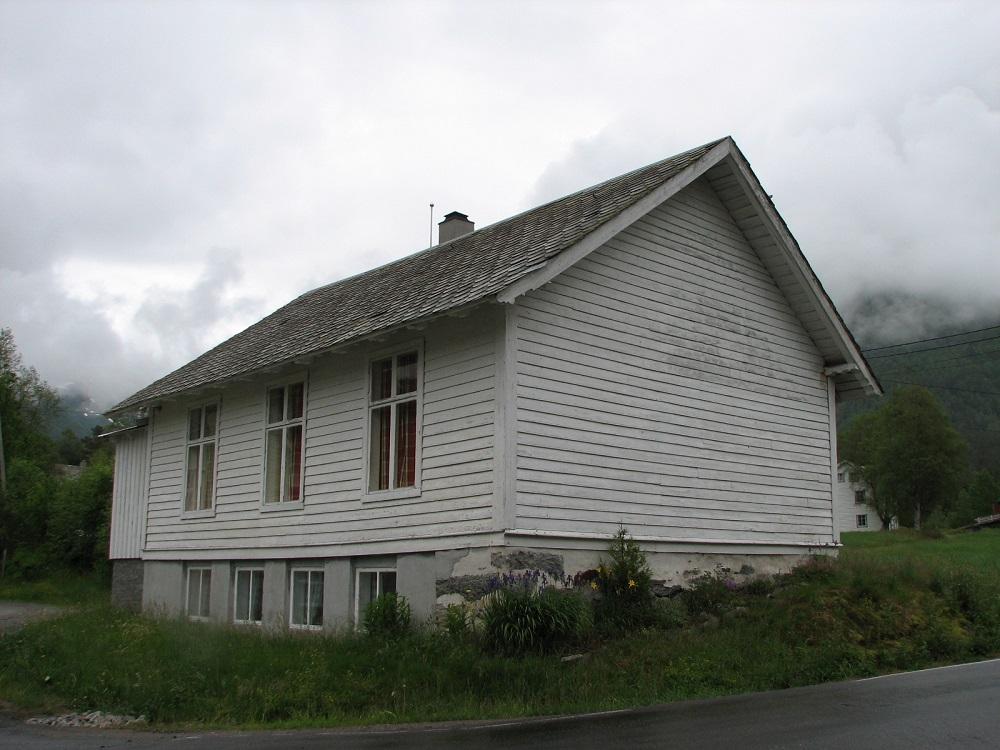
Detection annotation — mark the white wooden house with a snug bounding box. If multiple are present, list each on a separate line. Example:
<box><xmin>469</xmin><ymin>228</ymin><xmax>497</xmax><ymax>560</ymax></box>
<box><xmin>834</xmin><ymin>462</ymin><xmax>885</xmax><ymax>532</ymax></box>
<box><xmin>106</xmin><ymin>137</ymin><xmax>880</xmax><ymax>628</ymax></box>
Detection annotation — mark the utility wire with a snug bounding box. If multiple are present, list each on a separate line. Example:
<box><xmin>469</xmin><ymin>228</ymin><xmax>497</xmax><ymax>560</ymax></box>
<box><xmin>862</xmin><ymin>323</ymin><xmax>1000</xmax><ymax>353</ymax></box>
<box><xmin>865</xmin><ymin>332</ymin><xmax>1000</xmax><ymax>360</ymax></box>
<box><xmin>877</xmin><ymin>346</ymin><xmax>1000</xmax><ymax>377</ymax></box>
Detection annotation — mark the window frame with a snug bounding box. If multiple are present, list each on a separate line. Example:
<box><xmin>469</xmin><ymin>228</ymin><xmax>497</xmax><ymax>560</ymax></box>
<box><xmin>854</xmin><ymin>489</ymin><xmax>867</xmax><ymax>505</ymax></box>
<box><xmin>354</xmin><ymin>567</ymin><xmax>398</xmax><ymax>628</ymax></box>
<box><xmin>181</xmin><ymin>400</ymin><xmax>221</xmax><ymax>518</ymax></box>
<box><xmin>260</xmin><ymin>374</ymin><xmax>308</xmax><ymax>511</ymax></box>
<box><xmin>856</xmin><ymin>513</ymin><xmax>869</xmax><ymax>529</ymax></box>
<box><xmin>186</xmin><ymin>566</ymin><xmax>212</xmax><ymax>620</ymax></box>
<box><xmin>232</xmin><ymin>566</ymin><xmax>265</xmax><ymax>626</ymax></box>
<box><xmin>288</xmin><ymin>567</ymin><xmax>325</xmax><ymax>631</ymax></box>
<box><xmin>362</xmin><ymin>342</ymin><xmax>423</xmax><ymax>501</ymax></box>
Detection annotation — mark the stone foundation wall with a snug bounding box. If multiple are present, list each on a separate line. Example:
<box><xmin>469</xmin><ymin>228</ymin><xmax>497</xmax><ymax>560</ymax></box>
<box><xmin>433</xmin><ymin>545</ymin><xmax>821</xmax><ymax>610</ymax></box>
<box><xmin>111</xmin><ymin>559</ymin><xmax>144</xmax><ymax>612</ymax></box>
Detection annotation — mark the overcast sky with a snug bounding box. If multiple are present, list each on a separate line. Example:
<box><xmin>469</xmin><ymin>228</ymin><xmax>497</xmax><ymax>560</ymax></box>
<box><xmin>2</xmin><ymin>0</ymin><xmax>998</xmax><ymax>408</ymax></box>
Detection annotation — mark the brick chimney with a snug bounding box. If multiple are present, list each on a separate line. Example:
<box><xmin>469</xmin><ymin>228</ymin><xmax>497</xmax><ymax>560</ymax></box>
<box><xmin>438</xmin><ymin>211</ymin><xmax>474</xmax><ymax>244</ymax></box>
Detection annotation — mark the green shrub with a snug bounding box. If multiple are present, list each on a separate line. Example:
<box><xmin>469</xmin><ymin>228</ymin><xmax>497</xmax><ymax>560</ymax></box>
<box><xmin>480</xmin><ymin>587</ymin><xmax>589</xmax><ymax>655</ymax></box>
<box><xmin>651</xmin><ymin>596</ymin><xmax>687</xmax><ymax>629</ymax></box>
<box><xmin>363</xmin><ymin>593</ymin><xmax>411</xmax><ymax>638</ymax></box>
<box><xmin>743</xmin><ymin>576</ymin><xmax>776</xmax><ymax>597</ymax></box>
<box><xmin>593</xmin><ymin>528</ymin><xmax>655</xmax><ymax>630</ymax></box>
<box><xmin>443</xmin><ymin>603</ymin><xmax>474</xmax><ymax>640</ymax></box>
<box><xmin>682</xmin><ymin>570</ymin><xmax>737</xmax><ymax>617</ymax></box>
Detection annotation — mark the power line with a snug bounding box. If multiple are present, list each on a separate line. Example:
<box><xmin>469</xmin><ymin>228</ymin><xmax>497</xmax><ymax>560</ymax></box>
<box><xmin>862</xmin><ymin>323</ymin><xmax>1000</xmax><ymax>353</ymax></box>
<box><xmin>877</xmin><ymin>346</ymin><xmax>1000</xmax><ymax>377</ymax></box>
<box><xmin>865</xmin><ymin>332</ymin><xmax>1000</xmax><ymax>360</ymax></box>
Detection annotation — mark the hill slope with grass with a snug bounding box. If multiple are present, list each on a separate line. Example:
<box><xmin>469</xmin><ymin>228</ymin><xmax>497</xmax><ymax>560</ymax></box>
<box><xmin>1</xmin><ymin>530</ymin><xmax>998</xmax><ymax>728</ymax></box>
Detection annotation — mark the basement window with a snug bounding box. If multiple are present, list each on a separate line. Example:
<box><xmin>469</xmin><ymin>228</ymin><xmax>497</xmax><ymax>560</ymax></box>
<box><xmin>366</xmin><ymin>348</ymin><xmax>421</xmax><ymax>496</ymax></box>
<box><xmin>856</xmin><ymin>514</ymin><xmax>869</xmax><ymax>529</ymax></box>
<box><xmin>233</xmin><ymin>568</ymin><xmax>264</xmax><ymax>625</ymax></box>
<box><xmin>290</xmin><ymin>569</ymin><xmax>324</xmax><ymax>629</ymax></box>
<box><xmin>264</xmin><ymin>381</ymin><xmax>305</xmax><ymax>504</ymax></box>
<box><xmin>184</xmin><ymin>403</ymin><xmax>219</xmax><ymax>513</ymax></box>
<box><xmin>186</xmin><ymin>567</ymin><xmax>212</xmax><ymax>620</ymax></box>
<box><xmin>355</xmin><ymin>568</ymin><xmax>397</xmax><ymax>626</ymax></box>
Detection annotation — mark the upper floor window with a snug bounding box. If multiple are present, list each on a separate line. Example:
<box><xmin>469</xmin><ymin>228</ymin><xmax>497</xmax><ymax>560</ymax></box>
<box><xmin>185</xmin><ymin>403</ymin><xmax>218</xmax><ymax>512</ymax></box>
<box><xmin>265</xmin><ymin>382</ymin><xmax>305</xmax><ymax>504</ymax></box>
<box><xmin>367</xmin><ymin>350</ymin><xmax>420</xmax><ymax>493</ymax></box>
<box><xmin>854</xmin><ymin>489</ymin><xmax>867</xmax><ymax>505</ymax></box>
<box><xmin>836</xmin><ymin>471</ymin><xmax>845</xmax><ymax>483</ymax></box>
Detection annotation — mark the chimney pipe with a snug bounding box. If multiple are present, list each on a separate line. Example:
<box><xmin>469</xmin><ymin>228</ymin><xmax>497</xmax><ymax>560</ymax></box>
<box><xmin>438</xmin><ymin>211</ymin><xmax>474</xmax><ymax>244</ymax></box>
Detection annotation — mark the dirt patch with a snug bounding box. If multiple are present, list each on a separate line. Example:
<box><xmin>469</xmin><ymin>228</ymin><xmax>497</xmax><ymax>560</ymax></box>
<box><xmin>0</xmin><ymin>601</ymin><xmax>65</xmax><ymax>634</ymax></box>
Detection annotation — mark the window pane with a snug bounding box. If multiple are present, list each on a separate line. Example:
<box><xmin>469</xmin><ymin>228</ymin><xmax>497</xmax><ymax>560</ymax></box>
<box><xmin>199</xmin><ymin>570</ymin><xmax>211</xmax><ymax>617</ymax></box>
<box><xmin>284</xmin><ymin>425</ymin><xmax>303</xmax><ymax>502</ymax></box>
<box><xmin>203</xmin><ymin>404</ymin><xmax>218</xmax><ymax>438</ymax></box>
<box><xmin>250</xmin><ymin>571</ymin><xmax>264</xmax><ymax>623</ymax></box>
<box><xmin>368</xmin><ymin>406</ymin><xmax>391</xmax><ymax>491</ymax></box>
<box><xmin>185</xmin><ymin>446</ymin><xmax>200</xmax><ymax>511</ymax></box>
<box><xmin>199</xmin><ymin>444</ymin><xmax>215</xmax><ymax>510</ymax></box>
<box><xmin>309</xmin><ymin>571</ymin><xmax>324</xmax><ymax>627</ymax></box>
<box><xmin>187</xmin><ymin>570</ymin><xmax>200</xmax><ymax>615</ymax></box>
<box><xmin>370</xmin><ymin>358</ymin><xmax>392</xmax><ymax>401</ymax></box>
<box><xmin>291</xmin><ymin>571</ymin><xmax>308</xmax><ymax>626</ymax></box>
<box><xmin>396</xmin><ymin>352</ymin><xmax>418</xmax><ymax>395</ymax></box>
<box><xmin>380</xmin><ymin>571</ymin><xmax>397</xmax><ymax>596</ymax></box>
<box><xmin>394</xmin><ymin>400</ymin><xmax>417</xmax><ymax>488</ymax></box>
<box><xmin>265</xmin><ymin>429</ymin><xmax>283</xmax><ymax>503</ymax></box>
<box><xmin>358</xmin><ymin>571</ymin><xmax>375</xmax><ymax>620</ymax></box>
<box><xmin>188</xmin><ymin>408</ymin><xmax>202</xmax><ymax>441</ymax></box>
<box><xmin>268</xmin><ymin>386</ymin><xmax>285</xmax><ymax>424</ymax></box>
<box><xmin>235</xmin><ymin>570</ymin><xmax>250</xmax><ymax>621</ymax></box>
<box><xmin>287</xmin><ymin>382</ymin><xmax>304</xmax><ymax>420</ymax></box>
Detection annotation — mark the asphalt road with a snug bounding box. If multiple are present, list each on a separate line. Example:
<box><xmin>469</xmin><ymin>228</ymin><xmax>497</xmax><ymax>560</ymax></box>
<box><xmin>3</xmin><ymin>658</ymin><xmax>999</xmax><ymax>749</ymax></box>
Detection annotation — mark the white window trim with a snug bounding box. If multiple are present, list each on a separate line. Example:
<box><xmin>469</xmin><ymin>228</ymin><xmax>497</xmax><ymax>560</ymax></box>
<box><xmin>260</xmin><ymin>373</ymin><xmax>308</xmax><ymax>509</ymax></box>
<box><xmin>288</xmin><ymin>567</ymin><xmax>324</xmax><ymax>631</ymax></box>
<box><xmin>856</xmin><ymin>514</ymin><xmax>869</xmax><ymax>529</ymax></box>
<box><xmin>232</xmin><ymin>566</ymin><xmax>265</xmax><ymax>626</ymax></box>
<box><xmin>354</xmin><ymin>567</ymin><xmax>398</xmax><ymax>628</ymax></box>
<box><xmin>186</xmin><ymin>566</ymin><xmax>212</xmax><ymax>621</ymax></box>
<box><xmin>362</xmin><ymin>342</ymin><xmax>424</xmax><ymax>502</ymax></box>
<box><xmin>181</xmin><ymin>399</ymin><xmax>221</xmax><ymax>519</ymax></box>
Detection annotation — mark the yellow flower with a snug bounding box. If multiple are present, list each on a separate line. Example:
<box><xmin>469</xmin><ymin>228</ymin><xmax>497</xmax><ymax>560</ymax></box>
<box><xmin>628</xmin><ymin>579</ymin><xmax>637</xmax><ymax>589</ymax></box>
<box><xmin>590</xmin><ymin>581</ymin><xmax>598</xmax><ymax>590</ymax></box>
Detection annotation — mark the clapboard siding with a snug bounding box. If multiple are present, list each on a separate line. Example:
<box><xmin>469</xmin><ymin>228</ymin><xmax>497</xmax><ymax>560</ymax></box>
<box><xmin>108</xmin><ymin>428</ymin><xmax>149</xmax><ymax>559</ymax></box>
<box><xmin>143</xmin><ymin>314</ymin><xmax>496</xmax><ymax>554</ymax></box>
<box><xmin>514</xmin><ymin>177</ymin><xmax>834</xmax><ymax>545</ymax></box>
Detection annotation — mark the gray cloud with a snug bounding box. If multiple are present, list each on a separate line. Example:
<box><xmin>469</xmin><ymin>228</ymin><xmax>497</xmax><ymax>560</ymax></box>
<box><xmin>1</xmin><ymin>0</ymin><xmax>998</xmax><ymax>406</ymax></box>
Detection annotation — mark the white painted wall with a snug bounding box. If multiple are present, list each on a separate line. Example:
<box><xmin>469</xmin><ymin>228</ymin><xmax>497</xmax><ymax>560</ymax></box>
<box><xmin>511</xmin><ymin>177</ymin><xmax>835</xmax><ymax>546</ymax></box>
<box><xmin>142</xmin><ymin>313</ymin><xmax>497</xmax><ymax>558</ymax></box>
<box><xmin>834</xmin><ymin>464</ymin><xmax>884</xmax><ymax>532</ymax></box>
<box><xmin>109</xmin><ymin>427</ymin><xmax>149</xmax><ymax>559</ymax></box>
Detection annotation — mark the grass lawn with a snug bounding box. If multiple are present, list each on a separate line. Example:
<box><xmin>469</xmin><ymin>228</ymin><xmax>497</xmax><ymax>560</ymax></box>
<box><xmin>0</xmin><ymin>530</ymin><xmax>998</xmax><ymax>728</ymax></box>
<box><xmin>0</xmin><ymin>572</ymin><xmax>109</xmax><ymax>606</ymax></box>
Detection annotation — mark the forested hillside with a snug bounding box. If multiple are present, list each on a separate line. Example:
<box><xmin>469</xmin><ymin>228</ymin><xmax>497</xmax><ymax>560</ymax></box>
<box><xmin>839</xmin><ymin>302</ymin><xmax>1000</xmax><ymax>475</ymax></box>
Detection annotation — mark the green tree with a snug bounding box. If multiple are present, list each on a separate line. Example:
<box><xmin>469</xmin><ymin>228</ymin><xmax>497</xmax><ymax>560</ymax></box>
<box><xmin>0</xmin><ymin>327</ymin><xmax>59</xmax><ymax>468</ymax></box>
<box><xmin>947</xmin><ymin>470</ymin><xmax>1000</xmax><ymax>527</ymax></box>
<box><xmin>840</xmin><ymin>386</ymin><xmax>968</xmax><ymax>529</ymax></box>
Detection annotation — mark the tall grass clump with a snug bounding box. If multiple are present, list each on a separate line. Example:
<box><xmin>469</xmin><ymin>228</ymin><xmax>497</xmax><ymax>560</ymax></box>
<box><xmin>480</xmin><ymin>583</ymin><xmax>589</xmax><ymax>655</ymax></box>
<box><xmin>363</xmin><ymin>593</ymin><xmax>412</xmax><ymax>638</ymax></box>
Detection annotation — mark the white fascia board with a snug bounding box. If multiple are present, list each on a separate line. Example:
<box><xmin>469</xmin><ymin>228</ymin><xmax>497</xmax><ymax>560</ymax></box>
<box><xmin>724</xmin><ymin>148</ymin><xmax>882</xmax><ymax>397</ymax></box>
<box><xmin>496</xmin><ymin>138</ymin><xmax>734</xmax><ymax>305</ymax></box>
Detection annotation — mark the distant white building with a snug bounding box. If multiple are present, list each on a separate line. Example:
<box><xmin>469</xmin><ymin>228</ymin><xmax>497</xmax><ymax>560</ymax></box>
<box><xmin>835</xmin><ymin>462</ymin><xmax>884</xmax><ymax>532</ymax></box>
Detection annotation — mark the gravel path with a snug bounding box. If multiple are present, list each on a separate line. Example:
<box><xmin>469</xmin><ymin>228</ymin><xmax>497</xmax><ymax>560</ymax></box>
<box><xmin>0</xmin><ymin>601</ymin><xmax>65</xmax><ymax>634</ymax></box>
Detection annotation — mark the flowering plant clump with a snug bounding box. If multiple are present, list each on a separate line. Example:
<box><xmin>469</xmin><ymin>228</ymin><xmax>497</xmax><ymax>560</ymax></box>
<box><xmin>593</xmin><ymin>528</ymin><xmax>656</xmax><ymax>631</ymax></box>
<box><xmin>484</xmin><ymin>569</ymin><xmax>574</xmax><ymax>595</ymax></box>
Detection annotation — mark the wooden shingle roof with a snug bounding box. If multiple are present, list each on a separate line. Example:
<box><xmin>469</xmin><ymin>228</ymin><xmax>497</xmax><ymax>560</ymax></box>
<box><xmin>111</xmin><ymin>139</ymin><xmax>726</xmax><ymax>412</ymax></box>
